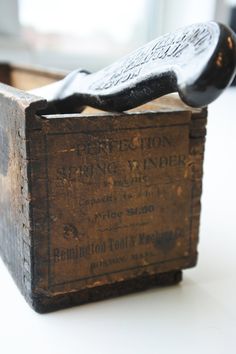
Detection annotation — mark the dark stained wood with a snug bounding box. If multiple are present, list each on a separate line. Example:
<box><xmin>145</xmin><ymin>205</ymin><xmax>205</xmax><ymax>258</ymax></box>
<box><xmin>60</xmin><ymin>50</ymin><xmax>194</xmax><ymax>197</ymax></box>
<box><xmin>0</xmin><ymin>63</ymin><xmax>11</xmax><ymax>85</ymax></box>
<box><xmin>0</xmin><ymin>65</ymin><xmax>207</xmax><ymax>313</ymax></box>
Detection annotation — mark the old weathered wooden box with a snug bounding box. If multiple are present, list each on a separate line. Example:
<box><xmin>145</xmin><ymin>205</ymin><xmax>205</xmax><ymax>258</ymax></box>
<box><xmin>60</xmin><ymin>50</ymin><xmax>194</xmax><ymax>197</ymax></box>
<box><xmin>0</xmin><ymin>63</ymin><xmax>207</xmax><ymax>313</ymax></box>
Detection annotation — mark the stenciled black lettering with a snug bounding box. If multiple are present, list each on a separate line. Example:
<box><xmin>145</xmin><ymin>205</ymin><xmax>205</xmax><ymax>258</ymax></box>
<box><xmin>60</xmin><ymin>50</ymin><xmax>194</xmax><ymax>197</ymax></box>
<box><xmin>76</xmin><ymin>135</ymin><xmax>174</xmax><ymax>157</ymax></box>
<box><xmin>89</xmin><ymin>23</ymin><xmax>213</xmax><ymax>91</ymax></box>
<box><xmin>128</xmin><ymin>154</ymin><xmax>186</xmax><ymax>172</ymax></box>
<box><xmin>56</xmin><ymin>161</ymin><xmax>119</xmax><ymax>182</ymax></box>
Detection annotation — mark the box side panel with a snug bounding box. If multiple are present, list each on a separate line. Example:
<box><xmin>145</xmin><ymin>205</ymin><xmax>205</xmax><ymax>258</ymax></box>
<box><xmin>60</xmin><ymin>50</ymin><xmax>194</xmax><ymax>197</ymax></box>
<box><xmin>0</xmin><ymin>88</ymin><xmax>30</xmax><ymax>300</ymax></box>
<box><xmin>188</xmin><ymin>109</ymin><xmax>208</xmax><ymax>253</ymax></box>
<box><xmin>29</xmin><ymin>106</ymin><xmax>207</xmax><ymax>312</ymax></box>
<box><xmin>0</xmin><ymin>83</ymin><xmax>46</xmax><ymax>305</ymax></box>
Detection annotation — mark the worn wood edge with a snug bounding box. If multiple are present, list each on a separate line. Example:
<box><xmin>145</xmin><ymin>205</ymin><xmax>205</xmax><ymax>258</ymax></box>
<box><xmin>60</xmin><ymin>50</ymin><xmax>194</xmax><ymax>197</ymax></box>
<box><xmin>0</xmin><ymin>82</ymin><xmax>46</xmax><ymax>111</ymax></box>
<box><xmin>30</xmin><ymin>270</ymin><xmax>184</xmax><ymax>313</ymax></box>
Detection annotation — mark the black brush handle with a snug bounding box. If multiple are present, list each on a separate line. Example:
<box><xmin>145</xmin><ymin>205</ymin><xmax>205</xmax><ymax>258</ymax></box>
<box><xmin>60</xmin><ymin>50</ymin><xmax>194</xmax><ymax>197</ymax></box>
<box><xmin>30</xmin><ymin>21</ymin><xmax>236</xmax><ymax>113</ymax></box>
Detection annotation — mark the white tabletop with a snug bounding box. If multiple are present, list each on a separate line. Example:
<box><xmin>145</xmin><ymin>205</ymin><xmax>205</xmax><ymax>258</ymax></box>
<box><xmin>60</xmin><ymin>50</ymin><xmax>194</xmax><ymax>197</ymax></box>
<box><xmin>0</xmin><ymin>88</ymin><xmax>235</xmax><ymax>354</ymax></box>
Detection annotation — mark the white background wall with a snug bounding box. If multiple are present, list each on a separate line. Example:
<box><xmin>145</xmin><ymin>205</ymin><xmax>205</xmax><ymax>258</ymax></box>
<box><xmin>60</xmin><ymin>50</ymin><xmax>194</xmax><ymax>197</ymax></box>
<box><xmin>0</xmin><ymin>0</ymin><xmax>226</xmax><ymax>70</ymax></box>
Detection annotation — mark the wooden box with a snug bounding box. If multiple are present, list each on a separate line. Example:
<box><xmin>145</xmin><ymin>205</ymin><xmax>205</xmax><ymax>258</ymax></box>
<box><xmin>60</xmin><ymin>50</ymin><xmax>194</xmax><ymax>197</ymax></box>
<box><xmin>0</xmin><ymin>63</ymin><xmax>207</xmax><ymax>313</ymax></box>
